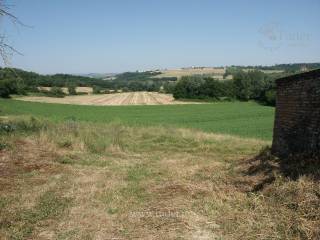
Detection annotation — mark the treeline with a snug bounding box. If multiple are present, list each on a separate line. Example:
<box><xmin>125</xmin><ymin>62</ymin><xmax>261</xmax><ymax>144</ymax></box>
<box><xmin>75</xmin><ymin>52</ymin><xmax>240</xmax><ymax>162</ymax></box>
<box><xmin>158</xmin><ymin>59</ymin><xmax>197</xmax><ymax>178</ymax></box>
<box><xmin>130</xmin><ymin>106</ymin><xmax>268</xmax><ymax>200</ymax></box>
<box><xmin>227</xmin><ymin>63</ymin><xmax>320</xmax><ymax>73</ymax></box>
<box><xmin>2</xmin><ymin>64</ymin><xmax>319</xmax><ymax>101</ymax></box>
<box><xmin>170</xmin><ymin>70</ymin><xmax>279</xmax><ymax>106</ymax></box>
<box><xmin>106</xmin><ymin>71</ymin><xmax>176</xmax><ymax>92</ymax></box>
<box><xmin>0</xmin><ymin>68</ymin><xmax>177</xmax><ymax>97</ymax></box>
<box><xmin>0</xmin><ymin>68</ymin><xmax>106</xmax><ymax>97</ymax></box>
<box><xmin>0</xmin><ymin>68</ymin><xmax>103</xmax><ymax>87</ymax></box>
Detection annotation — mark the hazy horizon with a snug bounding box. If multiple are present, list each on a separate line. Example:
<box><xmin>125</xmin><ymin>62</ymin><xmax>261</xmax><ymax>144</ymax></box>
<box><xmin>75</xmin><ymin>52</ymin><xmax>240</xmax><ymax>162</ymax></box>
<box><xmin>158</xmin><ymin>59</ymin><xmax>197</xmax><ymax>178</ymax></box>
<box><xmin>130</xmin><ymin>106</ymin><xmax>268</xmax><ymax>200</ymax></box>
<box><xmin>2</xmin><ymin>0</ymin><xmax>320</xmax><ymax>74</ymax></box>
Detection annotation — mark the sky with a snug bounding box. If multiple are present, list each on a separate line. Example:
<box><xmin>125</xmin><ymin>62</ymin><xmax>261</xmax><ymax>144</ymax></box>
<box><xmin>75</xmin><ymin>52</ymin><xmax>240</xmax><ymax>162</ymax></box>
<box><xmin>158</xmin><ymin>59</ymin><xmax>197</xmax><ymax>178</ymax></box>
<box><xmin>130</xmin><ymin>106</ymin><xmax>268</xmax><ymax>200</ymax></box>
<box><xmin>1</xmin><ymin>0</ymin><xmax>320</xmax><ymax>74</ymax></box>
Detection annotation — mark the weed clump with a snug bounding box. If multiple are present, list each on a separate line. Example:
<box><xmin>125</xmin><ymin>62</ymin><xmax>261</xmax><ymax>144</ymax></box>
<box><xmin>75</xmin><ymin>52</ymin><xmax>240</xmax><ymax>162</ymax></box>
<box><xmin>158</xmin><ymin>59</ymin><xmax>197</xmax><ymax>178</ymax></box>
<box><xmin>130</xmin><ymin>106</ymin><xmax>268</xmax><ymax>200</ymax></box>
<box><xmin>0</xmin><ymin>117</ymin><xmax>49</xmax><ymax>135</ymax></box>
<box><xmin>0</xmin><ymin>123</ymin><xmax>16</xmax><ymax>133</ymax></box>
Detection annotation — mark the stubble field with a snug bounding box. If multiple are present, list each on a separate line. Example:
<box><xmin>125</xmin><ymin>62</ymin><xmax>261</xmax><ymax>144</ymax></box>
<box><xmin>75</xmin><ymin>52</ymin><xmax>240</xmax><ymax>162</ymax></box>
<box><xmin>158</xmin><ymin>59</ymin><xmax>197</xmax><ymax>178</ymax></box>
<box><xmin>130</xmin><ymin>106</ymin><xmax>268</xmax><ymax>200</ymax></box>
<box><xmin>17</xmin><ymin>92</ymin><xmax>197</xmax><ymax>106</ymax></box>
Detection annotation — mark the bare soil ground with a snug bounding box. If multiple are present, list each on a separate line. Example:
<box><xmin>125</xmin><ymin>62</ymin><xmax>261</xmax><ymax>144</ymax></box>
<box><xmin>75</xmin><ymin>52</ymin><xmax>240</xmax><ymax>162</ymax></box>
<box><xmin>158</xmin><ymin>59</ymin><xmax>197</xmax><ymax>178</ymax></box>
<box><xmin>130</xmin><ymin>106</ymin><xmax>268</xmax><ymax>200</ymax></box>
<box><xmin>17</xmin><ymin>92</ymin><xmax>200</xmax><ymax>106</ymax></box>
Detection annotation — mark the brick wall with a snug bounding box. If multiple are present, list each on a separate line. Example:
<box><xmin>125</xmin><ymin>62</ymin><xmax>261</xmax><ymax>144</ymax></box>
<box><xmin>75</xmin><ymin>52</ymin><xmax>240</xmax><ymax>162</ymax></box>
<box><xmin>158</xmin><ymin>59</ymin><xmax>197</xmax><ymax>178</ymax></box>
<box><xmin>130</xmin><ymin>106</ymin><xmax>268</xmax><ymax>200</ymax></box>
<box><xmin>272</xmin><ymin>69</ymin><xmax>320</xmax><ymax>157</ymax></box>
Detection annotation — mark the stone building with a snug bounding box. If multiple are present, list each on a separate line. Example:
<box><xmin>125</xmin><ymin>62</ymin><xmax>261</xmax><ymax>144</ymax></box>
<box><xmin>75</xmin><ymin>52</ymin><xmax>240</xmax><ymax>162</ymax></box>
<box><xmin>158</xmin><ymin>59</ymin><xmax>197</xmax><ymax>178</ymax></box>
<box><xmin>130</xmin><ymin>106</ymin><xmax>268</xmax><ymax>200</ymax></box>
<box><xmin>272</xmin><ymin>69</ymin><xmax>320</xmax><ymax>157</ymax></box>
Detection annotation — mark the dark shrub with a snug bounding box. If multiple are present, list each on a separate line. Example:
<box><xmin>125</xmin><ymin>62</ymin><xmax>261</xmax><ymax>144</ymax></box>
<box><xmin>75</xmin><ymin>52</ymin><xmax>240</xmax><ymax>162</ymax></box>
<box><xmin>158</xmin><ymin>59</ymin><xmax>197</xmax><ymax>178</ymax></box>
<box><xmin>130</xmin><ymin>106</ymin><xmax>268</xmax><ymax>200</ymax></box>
<box><xmin>0</xmin><ymin>79</ymin><xmax>17</xmax><ymax>98</ymax></box>
<box><xmin>0</xmin><ymin>123</ymin><xmax>16</xmax><ymax>133</ymax></box>
<box><xmin>44</xmin><ymin>87</ymin><xmax>65</xmax><ymax>98</ymax></box>
<box><xmin>67</xmin><ymin>84</ymin><xmax>77</xmax><ymax>95</ymax></box>
<box><xmin>264</xmin><ymin>89</ymin><xmax>276</xmax><ymax>106</ymax></box>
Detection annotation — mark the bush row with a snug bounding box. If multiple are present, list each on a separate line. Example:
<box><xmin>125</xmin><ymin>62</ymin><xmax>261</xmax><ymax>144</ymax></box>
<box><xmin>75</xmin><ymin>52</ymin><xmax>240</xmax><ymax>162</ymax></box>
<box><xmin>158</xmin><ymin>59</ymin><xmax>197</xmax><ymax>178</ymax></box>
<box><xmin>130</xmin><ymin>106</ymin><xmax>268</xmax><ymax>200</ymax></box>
<box><xmin>169</xmin><ymin>70</ymin><xmax>277</xmax><ymax>106</ymax></box>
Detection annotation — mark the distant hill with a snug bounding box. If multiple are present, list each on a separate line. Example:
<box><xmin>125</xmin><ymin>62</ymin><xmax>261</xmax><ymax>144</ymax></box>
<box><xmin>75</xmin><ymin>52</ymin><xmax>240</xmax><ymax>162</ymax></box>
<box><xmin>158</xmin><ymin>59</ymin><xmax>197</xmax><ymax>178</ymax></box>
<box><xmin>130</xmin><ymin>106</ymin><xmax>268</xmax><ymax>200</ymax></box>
<box><xmin>153</xmin><ymin>67</ymin><xmax>226</xmax><ymax>79</ymax></box>
<box><xmin>77</xmin><ymin>73</ymin><xmax>118</xmax><ymax>79</ymax></box>
<box><xmin>151</xmin><ymin>63</ymin><xmax>320</xmax><ymax>80</ymax></box>
<box><xmin>1</xmin><ymin>63</ymin><xmax>319</xmax><ymax>94</ymax></box>
<box><xmin>228</xmin><ymin>63</ymin><xmax>320</xmax><ymax>73</ymax></box>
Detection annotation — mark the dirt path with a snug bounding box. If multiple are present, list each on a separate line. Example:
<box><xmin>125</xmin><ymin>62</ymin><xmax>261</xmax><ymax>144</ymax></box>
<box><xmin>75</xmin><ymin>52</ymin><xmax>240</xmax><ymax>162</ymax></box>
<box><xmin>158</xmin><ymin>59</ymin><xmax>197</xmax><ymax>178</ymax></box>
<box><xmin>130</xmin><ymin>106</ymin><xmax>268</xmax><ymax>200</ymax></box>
<box><xmin>17</xmin><ymin>92</ymin><xmax>203</xmax><ymax>106</ymax></box>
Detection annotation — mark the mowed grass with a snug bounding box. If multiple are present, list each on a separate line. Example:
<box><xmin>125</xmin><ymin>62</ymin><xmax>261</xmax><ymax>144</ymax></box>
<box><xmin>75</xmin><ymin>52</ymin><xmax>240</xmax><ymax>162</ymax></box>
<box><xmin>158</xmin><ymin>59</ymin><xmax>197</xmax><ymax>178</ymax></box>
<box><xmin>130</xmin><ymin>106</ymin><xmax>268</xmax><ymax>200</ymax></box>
<box><xmin>0</xmin><ymin>99</ymin><xmax>274</xmax><ymax>140</ymax></box>
<box><xmin>1</xmin><ymin>117</ymin><xmax>319</xmax><ymax>239</ymax></box>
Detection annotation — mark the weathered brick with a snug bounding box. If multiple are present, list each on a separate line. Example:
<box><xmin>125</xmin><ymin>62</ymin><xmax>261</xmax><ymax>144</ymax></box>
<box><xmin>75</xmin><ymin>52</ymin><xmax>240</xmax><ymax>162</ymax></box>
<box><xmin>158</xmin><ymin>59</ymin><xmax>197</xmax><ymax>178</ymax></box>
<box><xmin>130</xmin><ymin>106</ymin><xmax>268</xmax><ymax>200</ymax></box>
<box><xmin>272</xmin><ymin>69</ymin><xmax>320</xmax><ymax>158</ymax></box>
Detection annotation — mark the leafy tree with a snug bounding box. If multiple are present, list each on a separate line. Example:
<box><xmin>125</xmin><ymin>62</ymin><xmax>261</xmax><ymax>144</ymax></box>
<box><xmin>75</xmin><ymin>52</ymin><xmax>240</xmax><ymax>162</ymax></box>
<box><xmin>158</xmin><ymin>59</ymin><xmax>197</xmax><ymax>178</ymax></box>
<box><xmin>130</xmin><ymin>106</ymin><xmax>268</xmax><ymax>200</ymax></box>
<box><xmin>163</xmin><ymin>82</ymin><xmax>176</xmax><ymax>94</ymax></box>
<box><xmin>47</xmin><ymin>86</ymin><xmax>65</xmax><ymax>98</ymax></box>
<box><xmin>122</xmin><ymin>87</ymin><xmax>129</xmax><ymax>92</ymax></box>
<box><xmin>247</xmin><ymin>70</ymin><xmax>267</xmax><ymax>100</ymax></box>
<box><xmin>173</xmin><ymin>76</ymin><xmax>203</xmax><ymax>99</ymax></box>
<box><xmin>0</xmin><ymin>79</ymin><xmax>17</xmax><ymax>98</ymax></box>
<box><xmin>67</xmin><ymin>84</ymin><xmax>77</xmax><ymax>95</ymax></box>
<box><xmin>200</xmin><ymin>78</ymin><xmax>227</xmax><ymax>100</ymax></box>
<box><xmin>264</xmin><ymin>89</ymin><xmax>276</xmax><ymax>106</ymax></box>
<box><xmin>232</xmin><ymin>71</ymin><xmax>251</xmax><ymax>100</ymax></box>
<box><xmin>171</xmin><ymin>70</ymin><xmax>278</xmax><ymax>104</ymax></box>
<box><xmin>0</xmin><ymin>1</ymin><xmax>23</xmax><ymax>65</ymax></box>
<box><xmin>92</xmin><ymin>85</ymin><xmax>102</xmax><ymax>94</ymax></box>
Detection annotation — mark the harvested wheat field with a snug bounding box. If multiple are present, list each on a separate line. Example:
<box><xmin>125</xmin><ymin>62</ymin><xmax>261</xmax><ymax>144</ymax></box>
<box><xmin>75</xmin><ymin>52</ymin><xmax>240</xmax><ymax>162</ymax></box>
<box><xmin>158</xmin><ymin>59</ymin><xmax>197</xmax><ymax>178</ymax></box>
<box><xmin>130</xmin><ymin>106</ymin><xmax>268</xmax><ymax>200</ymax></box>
<box><xmin>17</xmin><ymin>92</ymin><xmax>199</xmax><ymax>106</ymax></box>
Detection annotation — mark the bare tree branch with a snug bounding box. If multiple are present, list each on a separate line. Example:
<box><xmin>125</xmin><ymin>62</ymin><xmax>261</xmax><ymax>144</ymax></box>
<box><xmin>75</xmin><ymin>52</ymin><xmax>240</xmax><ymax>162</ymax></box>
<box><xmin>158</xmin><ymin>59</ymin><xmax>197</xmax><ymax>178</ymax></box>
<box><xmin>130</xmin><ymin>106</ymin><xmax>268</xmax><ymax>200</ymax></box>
<box><xmin>0</xmin><ymin>0</ymin><xmax>24</xmax><ymax>66</ymax></box>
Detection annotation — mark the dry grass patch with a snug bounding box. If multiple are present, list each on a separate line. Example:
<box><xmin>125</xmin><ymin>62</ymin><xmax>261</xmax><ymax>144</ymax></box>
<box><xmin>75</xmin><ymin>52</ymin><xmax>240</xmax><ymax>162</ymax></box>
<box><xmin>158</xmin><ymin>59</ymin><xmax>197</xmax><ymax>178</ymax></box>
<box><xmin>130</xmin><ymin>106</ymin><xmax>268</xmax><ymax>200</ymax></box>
<box><xmin>0</xmin><ymin>117</ymin><xmax>319</xmax><ymax>239</ymax></box>
<box><xmin>0</xmin><ymin>129</ymin><xmax>72</xmax><ymax>239</ymax></box>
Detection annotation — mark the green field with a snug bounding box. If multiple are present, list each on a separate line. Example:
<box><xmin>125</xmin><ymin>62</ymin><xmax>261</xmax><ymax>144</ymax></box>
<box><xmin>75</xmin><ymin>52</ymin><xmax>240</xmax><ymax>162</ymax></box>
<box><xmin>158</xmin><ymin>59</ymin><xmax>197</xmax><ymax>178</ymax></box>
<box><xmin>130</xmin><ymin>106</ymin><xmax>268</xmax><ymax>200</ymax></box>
<box><xmin>0</xmin><ymin>99</ymin><xmax>274</xmax><ymax>140</ymax></box>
